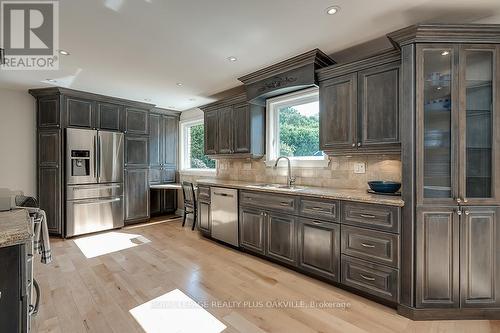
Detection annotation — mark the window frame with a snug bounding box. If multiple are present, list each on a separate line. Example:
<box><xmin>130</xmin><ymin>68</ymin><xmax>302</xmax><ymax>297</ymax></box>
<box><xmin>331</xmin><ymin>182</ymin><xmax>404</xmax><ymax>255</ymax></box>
<box><xmin>265</xmin><ymin>87</ymin><xmax>328</xmax><ymax>168</ymax></box>
<box><xmin>179</xmin><ymin>118</ymin><xmax>216</xmax><ymax>175</ymax></box>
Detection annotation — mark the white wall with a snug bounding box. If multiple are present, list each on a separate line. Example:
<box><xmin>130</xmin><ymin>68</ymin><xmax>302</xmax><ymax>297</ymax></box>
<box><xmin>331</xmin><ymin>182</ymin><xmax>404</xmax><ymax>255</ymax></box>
<box><xmin>0</xmin><ymin>88</ymin><xmax>36</xmax><ymax>197</ymax></box>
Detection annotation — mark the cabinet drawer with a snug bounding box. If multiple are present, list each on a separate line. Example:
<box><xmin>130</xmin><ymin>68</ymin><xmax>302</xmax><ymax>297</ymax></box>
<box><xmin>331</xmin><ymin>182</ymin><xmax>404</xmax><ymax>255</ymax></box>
<box><xmin>198</xmin><ymin>186</ymin><xmax>211</xmax><ymax>203</ymax></box>
<box><xmin>299</xmin><ymin>198</ymin><xmax>339</xmax><ymax>222</ymax></box>
<box><xmin>341</xmin><ymin>255</ymin><xmax>399</xmax><ymax>302</ymax></box>
<box><xmin>341</xmin><ymin>225</ymin><xmax>399</xmax><ymax>268</ymax></box>
<box><xmin>342</xmin><ymin>202</ymin><xmax>400</xmax><ymax>233</ymax></box>
<box><xmin>240</xmin><ymin>191</ymin><xmax>296</xmax><ymax>213</ymax></box>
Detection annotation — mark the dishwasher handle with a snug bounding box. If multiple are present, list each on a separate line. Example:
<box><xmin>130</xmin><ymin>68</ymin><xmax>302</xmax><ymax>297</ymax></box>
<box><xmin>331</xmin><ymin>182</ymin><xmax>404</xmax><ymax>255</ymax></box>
<box><xmin>213</xmin><ymin>192</ymin><xmax>234</xmax><ymax>198</ymax></box>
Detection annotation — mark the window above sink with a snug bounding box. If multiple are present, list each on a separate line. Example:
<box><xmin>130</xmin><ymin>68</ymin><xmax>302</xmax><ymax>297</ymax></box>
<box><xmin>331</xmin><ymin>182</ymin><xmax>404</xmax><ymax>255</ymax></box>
<box><xmin>266</xmin><ymin>87</ymin><xmax>329</xmax><ymax>168</ymax></box>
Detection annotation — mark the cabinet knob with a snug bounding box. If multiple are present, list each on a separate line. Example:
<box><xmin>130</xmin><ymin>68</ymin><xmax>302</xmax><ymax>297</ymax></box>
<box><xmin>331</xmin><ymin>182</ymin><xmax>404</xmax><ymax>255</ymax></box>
<box><xmin>456</xmin><ymin>209</ymin><xmax>462</xmax><ymax>216</ymax></box>
<box><xmin>463</xmin><ymin>198</ymin><xmax>468</xmax><ymax>203</ymax></box>
<box><xmin>456</xmin><ymin>198</ymin><xmax>462</xmax><ymax>204</ymax></box>
<box><xmin>351</xmin><ymin>143</ymin><xmax>356</xmax><ymax>147</ymax></box>
<box><xmin>465</xmin><ymin>210</ymin><xmax>470</xmax><ymax>216</ymax></box>
<box><xmin>357</xmin><ymin>142</ymin><xmax>361</xmax><ymax>147</ymax></box>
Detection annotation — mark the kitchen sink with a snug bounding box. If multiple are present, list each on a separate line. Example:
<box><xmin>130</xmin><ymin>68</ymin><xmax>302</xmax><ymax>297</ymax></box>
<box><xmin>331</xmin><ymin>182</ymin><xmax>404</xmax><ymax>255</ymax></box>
<box><xmin>249</xmin><ymin>183</ymin><xmax>306</xmax><ymax>191</ymax></box>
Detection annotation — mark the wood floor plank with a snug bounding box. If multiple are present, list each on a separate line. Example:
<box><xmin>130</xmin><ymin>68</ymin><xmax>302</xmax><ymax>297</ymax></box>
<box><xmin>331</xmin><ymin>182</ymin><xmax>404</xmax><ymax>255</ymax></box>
<box><xmin>31</xmin><ymin>217</ymin><xmax>500</xmax><ymax>333</ymax></box>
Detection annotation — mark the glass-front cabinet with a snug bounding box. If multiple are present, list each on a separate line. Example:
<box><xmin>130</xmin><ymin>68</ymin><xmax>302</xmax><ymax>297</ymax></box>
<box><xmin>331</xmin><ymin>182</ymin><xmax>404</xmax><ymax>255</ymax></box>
<box><xmin>417</xmin><ymin>44</ymin><xmax>500</xmax><ymax>206</ymax></box>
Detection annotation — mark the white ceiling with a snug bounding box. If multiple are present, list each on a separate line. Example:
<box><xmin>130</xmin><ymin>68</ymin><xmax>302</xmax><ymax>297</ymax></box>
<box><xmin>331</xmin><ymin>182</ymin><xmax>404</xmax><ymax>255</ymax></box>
<box><xmin>1</xmin><ymin>0</ymin><xmax>500</xmax><ymax>111</ymax></box>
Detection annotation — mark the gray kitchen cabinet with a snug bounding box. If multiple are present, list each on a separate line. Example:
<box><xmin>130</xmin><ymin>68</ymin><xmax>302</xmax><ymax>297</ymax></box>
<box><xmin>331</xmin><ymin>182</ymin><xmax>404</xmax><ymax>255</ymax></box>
<box><xmin>125</xmin><ymin>135</ymin><xmax>149</xmax><ymax>167</ymax></box>
<box><xmin>65</xmin><ymin>96</ymin><xmax>95</xmax><ymax>128</ymax></box>
<box><xmin>125</xmin><ymin>107</ymin><xmax>149</xmax><ymax>135</ymax></box>
<box><xmin>358</xmin><ymin>62</ymin><xmax>400</xmax><ymax>149</ymax></box>
<box><xmin>201</xmin><ymin>93</ymin><xmax>265</xmax><ymax>158</ymax></box>
<box><xmin>204</xmin><ymin>110</ymin><xmax>218</xmax><ymax>155</ymax></box>
<box><xmin>341</xmin><ymin>255</ymin><xmax>399</xmax><ymax>303</ymax></box>
<box><xmin>149</xmin><ymin>113</ymin><xmax>162</xmax><ymax>168</ymax></box>
<box><xmin>297</xmin><ymin>218</ymin><xmax>340</xmax><ymax>281</ymax></box>
<box><xmin>38</xmin><ymin>129</ymin><xmax>62</xmax><ymax>234</ymax></box>
<box><xmin>266</xmin><ymin>212</ymin><xmax>296</xmax><ymax>266</ymax></box>
<box><xmin>416</xmin><ymin>206</ymin><xmax>460</xmax><ymax>308</ymax></box>
<box><xmin>239</xmin><ymin>207</ymin><xmax>266</xmax><ymax>255</ymax></box>
<box><xmin>97</xmin><ymin>102</ymin><xmax>122</xmax><ymax>131</ymax></box>
<box><xmin>319</xmin><ymin>73</ymin><xmax>357</xmax><ymax>151</ymax></box>
<box><xmin>460</xmin><ymin>206</ymin><xmax>500</xmax><ymax>308</ymax></box>
<box><xmin>37</xmin><ymin>96</ymin><xmax>60</xmax><ymax>128</ymax></box>
<box><xmin>163</xmin><ymin>115</ymin><xmax>178</xmax><ymax>168</ymax></box>
<box><xmin>318</xmin><ymin>50</ymin><xmax>401</xmax><ymax>155</ymax></box>
<box><xmin>232</xmin><ymin>104</ymin><xmax>251</xmax><ymax>154</ymax></box>
<box><xmin>217</xmin><ymin>106</ymin><xmax>233</xmax><ymax>154</ymax></box>
<box><xmin>0</xmin><ymin>245</ymin><xmax>26</xmax><ymax>333</ymax></box>
<box><xmin>125</xmin><ymin>168</ymin><xmax>150</xmax><ymax>222</ymax></box>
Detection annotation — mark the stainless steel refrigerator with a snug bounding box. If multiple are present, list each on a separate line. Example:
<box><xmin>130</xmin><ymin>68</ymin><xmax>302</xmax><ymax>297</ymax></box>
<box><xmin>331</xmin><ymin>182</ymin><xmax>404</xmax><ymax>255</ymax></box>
<box><xmin>65</xmin><ymin>128</ymin><xmax>124</xmax><ymax>237</ymax></box>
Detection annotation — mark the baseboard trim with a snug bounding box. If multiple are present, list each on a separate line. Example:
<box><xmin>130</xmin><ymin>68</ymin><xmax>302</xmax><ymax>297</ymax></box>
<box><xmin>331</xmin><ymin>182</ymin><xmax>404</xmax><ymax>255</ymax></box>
<box><xmin>398</xmin><ymin>304</ymin><xmax>500</xmax><ymax>320</ymax></box>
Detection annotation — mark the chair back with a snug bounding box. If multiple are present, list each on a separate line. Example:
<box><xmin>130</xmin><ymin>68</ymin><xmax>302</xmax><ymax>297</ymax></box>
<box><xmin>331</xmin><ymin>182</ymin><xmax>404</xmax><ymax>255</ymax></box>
<box><xmin>182</xmin><ymin>182</ymin><xmax>196</xmax><ymax>208</ymax></box>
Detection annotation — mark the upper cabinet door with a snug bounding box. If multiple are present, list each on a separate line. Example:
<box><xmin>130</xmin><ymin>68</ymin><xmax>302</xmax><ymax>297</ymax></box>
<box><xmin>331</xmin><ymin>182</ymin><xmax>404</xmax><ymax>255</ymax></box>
<box><xmin>217</xmin><ymin>106</ymin><xmax>233</xmax><ymax>154</ymax></box>
<box><xmin>149</xmin><ymin>113</ymin><xmax>162</xmax><ymax>167</ymax></box>
<box><xmin>97</xmin><ymin>102</ymin><xmax>122</xmax><ymax>131</ymax></box>
<box><xmin>416</xmin><ymin>44</ymin><xmax>460</xmax><ymax>206</ymax></box>
<box><xmin>65</xmin><ymin>96</ymin><xmax>95</xmax><ymax>128</ymax></box>
<box><xmin>204</xmin><ymin>110</ymin><xmax>218</xmax><ymax>155</ymax></box>
<box><xmin>458</xmin><ymin>45</ymin><xmax>500</xmax><ymax>205</ymax></box>
<box><xmin>320</xmin><ymin>73</ymin><xmax>357</xmax><ymax>151</ymax></box>
<box><xmin>358</xmin><ymin>62</ymin><xmax>400</xmax><ymax>149</ymax></box>
<box><xmin>163</xmin><ymin>115</ymin><xmax>178</xmax><ymax>168</ymax></box>
<box><xmin>232</xmin><ymin>104</ymin><xmax>250</xmax><ymax>154</ymax></box>
<box><xmin>125</xmin><ymin>107</ymin><xmax>149</xmax><ymax>135</ymax></box>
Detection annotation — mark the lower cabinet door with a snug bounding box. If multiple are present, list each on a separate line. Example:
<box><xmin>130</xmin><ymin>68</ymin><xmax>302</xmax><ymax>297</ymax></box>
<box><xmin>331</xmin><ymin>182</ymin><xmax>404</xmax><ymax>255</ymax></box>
<box><xmin>416</xmin><ymin>206</ymin><xmax>460</xmax><ymax>308</ymax></box>
<box><xmin>150</xmin><ymin>189</ymin><xmax>162</xmax><ymax>216</ymax></box>
<box><xmin>198</xmin><ymin>202</ymin><xmax>210</xmax><ymax>233</ymax></box>
<box><xmin>125</xmin><ymin>168</ymin><xmax>149</xmax><ymax>222</ymax></box>
<box><xmin>461</xmin><ymin>207</ymin><xmax>500</xmax><ymax>308</ymax></box>
<box><xmin>266</xmin><ymin>212</ymin><xmax>296</xmax><ymax>266</ymax></box>
<box><xmin>297</xmin><ymin>218</ymin><xmax>340</xmax><ymax>281</ymax></box>
<box><xmin>239</xmin><ymin>207</ymin><xmax>266</xmax><ymax>254</ymax></box>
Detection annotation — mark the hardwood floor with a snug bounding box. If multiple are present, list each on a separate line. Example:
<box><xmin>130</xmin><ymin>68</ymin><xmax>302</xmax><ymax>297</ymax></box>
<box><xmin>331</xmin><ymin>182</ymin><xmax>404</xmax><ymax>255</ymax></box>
<box><xmin>33</xmin><ymin>217</ymin><xmax>500</xmax><ymax>333</ymax></box>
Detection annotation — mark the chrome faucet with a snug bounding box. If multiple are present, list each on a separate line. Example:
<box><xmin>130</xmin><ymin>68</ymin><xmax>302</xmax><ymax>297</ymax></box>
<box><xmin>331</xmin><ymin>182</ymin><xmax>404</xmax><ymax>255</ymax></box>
<box><xmin>274</xmin><ymin>156</ymin><xmax>296</xmax><ymax>187</ymax></box>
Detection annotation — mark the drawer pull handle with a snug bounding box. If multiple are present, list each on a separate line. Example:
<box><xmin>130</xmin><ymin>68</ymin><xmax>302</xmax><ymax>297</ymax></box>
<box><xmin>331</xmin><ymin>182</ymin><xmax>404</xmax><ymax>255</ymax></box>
<box><xmin>311</xmin><ymin>207</ymin><xmax>324</xmax><ymax>211</ymax></box>
<box><xmin>360</xmin><ymin>243</ymin><xmax>375</xmax><ymax>248</ymax></box>
<box><xmin>359</xmin><ymin>274</ymin><xmax>375</xmax><ymax>281</ymax></box>
<box><xmin>360</xmin><ymin>214</ymin><xmax>376</xmax><ymax>219</ymax></box>
<box><xmin>280</xmin><ymin>202</ymin><xmax>290</xmax><ymax>206</ymax></box>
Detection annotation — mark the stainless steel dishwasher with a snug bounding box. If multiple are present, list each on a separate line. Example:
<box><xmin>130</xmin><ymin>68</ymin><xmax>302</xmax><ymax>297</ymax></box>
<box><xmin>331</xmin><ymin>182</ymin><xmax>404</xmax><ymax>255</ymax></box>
<box><xmin>210</xmin><ymin>187</ymin><xmax>238</xmax><ymax>246</ymax></box>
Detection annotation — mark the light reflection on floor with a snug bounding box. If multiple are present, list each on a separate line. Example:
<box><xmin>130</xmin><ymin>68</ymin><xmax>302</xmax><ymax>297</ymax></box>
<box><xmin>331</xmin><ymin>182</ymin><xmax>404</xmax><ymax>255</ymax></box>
<box><xmin>130</xmin><ymin>289</ymin><xmax>226</xmax><ymax>333</ymax></box>
<box><xmin>73</xmin><ymin>231</ymin><xmax>151</xmax><ymax>258</ymax></box>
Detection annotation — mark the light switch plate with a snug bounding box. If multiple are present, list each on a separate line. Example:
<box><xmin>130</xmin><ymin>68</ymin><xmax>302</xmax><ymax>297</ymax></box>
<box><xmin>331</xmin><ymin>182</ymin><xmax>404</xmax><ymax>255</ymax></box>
<box><xmin>354</xmin><ymin>162</ymin><xmax>366</xmax><ymax>174</ymax></box>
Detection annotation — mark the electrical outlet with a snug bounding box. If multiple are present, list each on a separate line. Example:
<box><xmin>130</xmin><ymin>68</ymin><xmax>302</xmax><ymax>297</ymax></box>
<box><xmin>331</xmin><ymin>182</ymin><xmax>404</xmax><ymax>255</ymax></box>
<box><xmin>354</xmin><ymin>162</ymin><xmax>366</xmax><ymax>174</ymax></box>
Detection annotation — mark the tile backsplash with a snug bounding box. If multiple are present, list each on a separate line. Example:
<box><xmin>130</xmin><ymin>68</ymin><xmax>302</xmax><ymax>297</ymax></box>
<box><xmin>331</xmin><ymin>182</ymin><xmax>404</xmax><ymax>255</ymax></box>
<box><xmin>214</xmin><ymin>154</ymin><xmax>401</xmax><ymax>190</ymax></box>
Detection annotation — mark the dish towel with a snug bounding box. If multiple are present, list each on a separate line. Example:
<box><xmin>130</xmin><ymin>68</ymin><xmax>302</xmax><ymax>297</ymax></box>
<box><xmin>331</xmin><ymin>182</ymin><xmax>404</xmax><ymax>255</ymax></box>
<box><xmin>34</xmin><ymin>209</ymin><xmax>52</xmax><ymax>264</ymax></box>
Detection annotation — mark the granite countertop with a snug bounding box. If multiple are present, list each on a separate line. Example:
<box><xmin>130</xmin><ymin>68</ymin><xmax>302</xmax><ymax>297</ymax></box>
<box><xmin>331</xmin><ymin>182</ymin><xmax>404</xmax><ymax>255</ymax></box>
<box><xmin>197</xmin><ymin>179</ymin><xmax>404</xmax><ymax>207</ymax></box>
<box><xmin>0</xmin><ymin>209</ymin><xmax>33</xmax><ymax>248</ymax></box>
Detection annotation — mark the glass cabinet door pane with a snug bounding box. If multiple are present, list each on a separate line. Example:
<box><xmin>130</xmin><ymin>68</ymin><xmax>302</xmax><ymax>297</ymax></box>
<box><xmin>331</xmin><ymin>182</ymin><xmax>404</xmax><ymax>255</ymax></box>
<box><xmin>423</xmin><ymin>49</ymin><xmax>453</xmax><ymax>198</ymax></box>
<box><xmin>465</xmin><ymin>51</ymin><xmax>493</xmax><ymax>198</ymax></box>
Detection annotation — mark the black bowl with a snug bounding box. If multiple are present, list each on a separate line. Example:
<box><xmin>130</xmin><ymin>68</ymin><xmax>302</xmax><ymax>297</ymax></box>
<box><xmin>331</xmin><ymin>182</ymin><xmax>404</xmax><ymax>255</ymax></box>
<box><xmin>368</xmin><ymin>181</ymin><xmax>401</xmax><ymax>194</ymax></box>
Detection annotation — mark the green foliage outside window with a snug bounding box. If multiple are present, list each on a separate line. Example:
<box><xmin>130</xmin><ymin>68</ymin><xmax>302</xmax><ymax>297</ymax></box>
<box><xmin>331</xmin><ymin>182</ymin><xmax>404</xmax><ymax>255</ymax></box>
<box><xmin>189</xmin><ymin>124</ymin><xmax>216</xmax><ymax>169</ymax></box>
<box><xmin>278</xmin><ymin>107</ymin><xmax>321</xmax><ymax>157</ymax></box>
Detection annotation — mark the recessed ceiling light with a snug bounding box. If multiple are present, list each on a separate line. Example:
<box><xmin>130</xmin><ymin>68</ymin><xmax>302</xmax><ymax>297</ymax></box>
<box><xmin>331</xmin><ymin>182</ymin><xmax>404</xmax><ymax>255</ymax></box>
<box><xmin>441</xmin><ymin>51</ymin><xmax>450</xmax><ymax>56</ymax></box>
<box><xmin>176</xmin><ymin>83</ymin><xmax>183</xmax><ymax>87</ymax></box>
<box><xmin>59</xmin><ymin>50</ymin><xmax>70</xmax><ymax>56</ymax></box>
<box><xmin>227</xmin><ymin>56</ymin><xmax>237</xmax><ymax>62</ymax></box>
<box><xmin>326</xmin><ymin>5</ymin><xmax>340</xmax><ymax>15</ymax></box>
<box><xmin>46</xmin><ymin>79</ymin><xmax>57</xmax><ymax>83</ymax></box>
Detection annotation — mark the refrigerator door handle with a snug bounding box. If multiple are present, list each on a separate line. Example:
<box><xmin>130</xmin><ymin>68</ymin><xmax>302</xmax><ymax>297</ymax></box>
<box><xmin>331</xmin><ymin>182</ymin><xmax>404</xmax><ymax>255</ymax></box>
<box><xmin>93</xmin><ymin>135</ymin><xmax>98</xmax><ymax>179</ymax></box>
<box><xmin>97</xmin><ymin>133</ymin><xmax>101</xmax><ymax>181</ymax></box>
